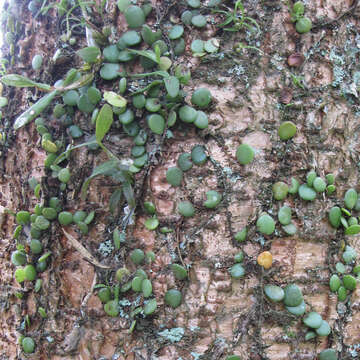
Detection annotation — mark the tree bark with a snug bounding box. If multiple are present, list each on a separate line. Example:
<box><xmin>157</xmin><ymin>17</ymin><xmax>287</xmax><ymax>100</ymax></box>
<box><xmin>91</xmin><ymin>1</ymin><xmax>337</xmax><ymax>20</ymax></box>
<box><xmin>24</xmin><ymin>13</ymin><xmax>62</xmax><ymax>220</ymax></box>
<box><xmin>1</xmin><ymin>0</ymin><xmax>360</xmax><ymax>359</ymax></box>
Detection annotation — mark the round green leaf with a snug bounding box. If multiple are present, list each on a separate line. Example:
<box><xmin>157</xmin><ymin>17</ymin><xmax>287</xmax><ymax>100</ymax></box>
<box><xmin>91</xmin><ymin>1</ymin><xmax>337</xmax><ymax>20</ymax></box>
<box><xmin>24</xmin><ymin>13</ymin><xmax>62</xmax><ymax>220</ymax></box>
<box><xmin>77</xmin><ymin>94</ymin><xmax>95</xmax><ymax>113</ymax></box>
<box><xmin>171</xmin><ymin>264</ymin><xmax>188</xmax><ymax>280</ymax></box>
<box><xmin>63</xmin><ymin>90</ymin><xmax>79</xmax><ymax>106</ymax></box>
<box><xmin>191</xmin><ymin>39</ymin><xmax>205</xmax><ymax>53</ymax></box>
<box><xmin>316</xmin><ymin>320</ymin><xmax>331</xmax><ymax>336</ymax></box>
<box><xmin>35</xmin><ymin>215</ymin><xmax>50</xmax><ymax>230</ymax></box>
<box><xmin>256</xmin><ymin>214</ymin><xmax>275</xmax><ymax>235</ymax></box>
<box><xmin>285</xmin><ymin>300</ymin><xmax>306</xmax><ymax>316</ymax></box>
<box><xmin>32</xmin><ymin>54</ymin><xmax>43</xmax><ymax>70</ymax></box>
<box><xmin>103</xmin><ymin>45</ymin><xmax>120</xmax><ymax>63</ymax></box>
<box><xmin>187</xmin><ymin>0</ymin><xmax>200</xmax><ymax>8</ymax></box>
<box><xmin>181</xmin><ymin>10</ymin><xmax>193</xmax><ymax>25</ymax></box>
<box><xmin>204</xmin><ymin>38</ymin><xmax>219</xmax><ymax>53</ymax></box>
<box><xmin>344</xmin><ymin>188</ymin><xmax>358</xmax><ymax>210</ymax></box>
<box><xmin>264</xmin><ymin>285</ymin><xmax>284</xmax><ymax>302</ymax></box>
<box><xmin>229</xmin><ymin>263</ymin><xmax>245</xmax><ymax>279</ymax></box>
<box><xmin>191</xmin><ymin>88</ymin><xmax>212</xmax><ymax>108</ymax></box>
<box><xmin>319</xmin><ymin>349</ymin><xmax>337</xmax><ymax>360</ymax></box>
<box><xmin>204</xmin><ymin>190</ymin><xmax>221</xmax><ymax>208</ymax></box>
<box><xmin>42</xmin><ymin>207</ymin><xmax>57</xmax><ymax>220</ymax></box>
<box><xmin>313</xmin><ymin>177</ymin><xmax>326</xmax><ymax>192</ymax></box>
<box><xmin>166</xmin><ymin>167</ymin><xmax>183</xmax><ymax>187</ymax></box>
<box><xmin>179</xmin><ymin>105</ymin><xmax>197</xmax><ymax>123</ymax></box>
<box><xmin>11</xmin><ymin>250</ymin><xmax>27</xmax><ymax>266</ymax></box>
<box><xmin>15</xmin><ymin>268</ymin><xmax>26</xmax><ymax>283</ymax></box>
<box><xmin>329</xmin><ymin>206</ymin><xmax>341</xmax><ymax>228</ymax></box>
<box><xmin>288</xmin><ymin>177</ymin><xmax>300</xmax><ymax>194</ymax></box>
<box><xmin>58</xmin><ymin>168</ymin><xmax>71</xmax><ymax>183</ymax></box>
<box><xmin>298</xmin><ymin>184</ymin><xmax>316</xmax><ymax>201</ymax></box>
<box><xmin>194</xmin><ymin>111</ymin><xmax>208</xmax><ymax>129</ymax></box>
<box><xmin>104</xmin><ymin>300</ymin><xmax>119</xmax><ymax>317</ymax></box>
<box><xmin>278</xmin><ymin>206</ymin><xmax>292</xmax><ymax>225</ymax></box>
<box><xmin>278</xmin><ymin>121</ymin><xmax>296</xmax><ymax>140</ymax></box>
<box><xmin>148</xmin><ymin>114</ymin><xmax>165</xmax><ymax>134</ymax></box>
<box><xmin>22</xmin><ymin>337</ymin><xmax>35</xmax><ymax>354</ymax></box>
<box><xmin>236</xmin><ymin>144</ymin><xmax>254</xmax><ymax>165</ymax></box>
<box><xmin>144</xmin><ymin>217</ymin><xmax>159</xmax><ymax>230</ymax></box>
<box><xmin>119</xmin><ymin>109</ymin><xmax>134</xmax><ymax>125</ymax></box>
<box><xmin>117</xmin><ymin>0</ymin><xmax>131</xmax><ymax>12</ymax></box>
<box><xmin>282</xmin><ymin>222</ymin><xmax>297</xmax><ymax>235</ymax></box>
<box><xmin>76</xmin><ymin>46</ymin><xmax>101</xmax><ymax>63</ymax></box>
<box><xmin>178</xmin><ymin>201</ymin><xmax>195</xmax><ymax>217</ymax></box>
<box><xmin>345</xmin><ymin>224</ymin><xmax>360</xmax><ymax>235</ymax></box>
<box><xmin>283</xmin><ymin>283</ymin><xmax>303</xmax><ymax>307</ymax></box>
<box><xmin>24</xmin><ymin>264</ymin><xmax>37</xmax><ymax>281</ymax></box>
<box><xmin>142</xmin><ymin>279</ymin><xmax>152</xmax><ymax>297</ymax></box>
<box><xmin>16</xmin><ymin>211</ymin><xmax>30</xmax><ymax>225</ymax></box>
<box><xmin>191</xmin><ymin>145</ymin><xmax>207</xmax><ymax>165</ymax></box>
<box><xmin>164</xmin><ymin>289</ymin><xmax>182</xmax><ymax>308</ymax></box>
<box><xmin>169</xmin><ymin>25</ymin><xmax>184</xmax><ymax>40</ymax></box>
<box><xmin>343</xmin><ymin>274</ymin><xmax>357</xmax><ymax>290</ymax></box>
<box><xmin>125</xmin><ymin>6</ymin><xmax>145</xmax><ymax>28</ymax></box>
<box><xmin>132</xmin><ymin>276</ymin><xmax>143</xmax><ymax>292</ymax></box>
<box><xmin>272</xmin><ymin>181</ymin><xmax>288</xmax><ymax>200</ymax></box>
<box><xmin>100</xmin><ymin>63</ymin><xmax>123</xmax><ymax>80</ymax></box>
<box><xmin>98</xmin><ymin>288</ymin><xmax>111</xmax><ymax>303</ymax></box>
<box><xmin>295</xmin><ymin>17</ymin><xmax>312</xmax><ymax>34</ymax></box>
<box><xmin>191</xmin><ymin>14</ymin><xmax>207</xmax><ymax>28</ymax></box>
<box><xmin>235</xmin><ymin>228</ymin><xmax>247</xmax><ymax>242</ymax></box>
<box><xmin>178</xmin><ymin>153</ymin><xmax>193</xmax><ymax>171</ymax></box>
<box><xmin>121</xmin><ymin>30</ymin><xmax>142</xmax><ymax>46</ymax></box>
<box><xmin>303</xmin><ymin>312</ymin><xmax>322</xmax><ymax>329</ymax></box>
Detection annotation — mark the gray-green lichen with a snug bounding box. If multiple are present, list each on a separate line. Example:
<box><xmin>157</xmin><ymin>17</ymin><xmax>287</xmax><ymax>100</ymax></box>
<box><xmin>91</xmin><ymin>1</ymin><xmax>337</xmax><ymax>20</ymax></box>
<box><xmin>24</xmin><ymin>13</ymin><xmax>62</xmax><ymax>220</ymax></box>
<box><xmin>158</xmin><ymin>327</ymin><xmax>185</xmax><ymax>343</ymax></box>
<box><xmin>98</xmin><ymin>239</ymin><xmax>114</xmax><ymax>257</ymax></box>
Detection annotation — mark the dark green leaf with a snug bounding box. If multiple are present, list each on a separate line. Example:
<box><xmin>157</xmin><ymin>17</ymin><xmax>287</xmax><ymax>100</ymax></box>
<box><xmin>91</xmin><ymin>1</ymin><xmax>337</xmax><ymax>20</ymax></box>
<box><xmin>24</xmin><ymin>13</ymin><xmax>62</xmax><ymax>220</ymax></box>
<box><xmin>53</xmin><ymin>141</ymin><xmax>97</xmax><ymax>165</ymax></box>
<box><xmin>130</xmin><ymin>80</ymin><xmax>163</xmax><ymax>95</ymax></box>
<box><xmin>81</xmin><ymin>159</ymin><xmax>120</xmax><ymax>200</ymax></box>
<box><xmin>122</xmin><ymin>181</ymin><xmax>136</xmax><ymax>208</ymax></box>
<box><xmin>96</xmin><ymin>104</ymin><xmax>113</xmax><ymax>143</ymax></box>
<box><xmin>109</xmin><ymin>189</ymin><xmax>122</xmax><ymax>214</ymax></box>
<box><xmin>126</xmin><ymin>48</ymin><xmax>160</xmax><ymax>64</ymax></box>
<box><xmin>130</xmin><ymin>70</ymin><xmax>169</xmax><ymax>79</ymax></box>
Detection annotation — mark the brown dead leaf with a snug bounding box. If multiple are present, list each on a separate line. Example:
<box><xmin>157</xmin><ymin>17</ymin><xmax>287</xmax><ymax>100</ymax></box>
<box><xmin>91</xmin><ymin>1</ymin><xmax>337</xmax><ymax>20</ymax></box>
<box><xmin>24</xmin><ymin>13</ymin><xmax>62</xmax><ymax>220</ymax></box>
<box><xmin>62</xmin><ymin>229</ymin><xmax>111</xmax><ymax>269</ymax></box>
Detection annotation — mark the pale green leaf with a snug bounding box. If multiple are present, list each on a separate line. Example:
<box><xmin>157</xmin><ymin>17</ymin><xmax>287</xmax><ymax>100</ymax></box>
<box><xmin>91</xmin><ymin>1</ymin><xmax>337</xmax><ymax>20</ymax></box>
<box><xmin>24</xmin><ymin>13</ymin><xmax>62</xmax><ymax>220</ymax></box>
<box><xmin>57</xmin><ymin>73</ymin><xmax>94</xmax><ymax>91</ymax></box>
<box><xmin>104</xmin><ymin>91</ymin><xmax>127</xmax><ymax>107</ymax></box>
<box><xmin>14</xmin><ymin>90</ymin><xmax>59</xmax><ymax>130</ymax></box>
<box><xmin>96</xmin><ymin>104</ymin><xmax>113</xmax><ymax>143</ymax></box>
<box><xmin>164</xmin><ymin>76</ymin><xmax>179</xmax><ymax>98</ymax></box>
<box><xmin>1</xmin><ymin>74</ymin><xmax>51</xmax><ymax>91</ymax></box>
<box><xmin>76</xmin><ymin>46</ymin><xmax>101</xmax><ymax>63</ymax></box>
<box><xmin>154</xmin><ymin>44</ymin><xmax>161</xmax><ymax>63</ymax></box>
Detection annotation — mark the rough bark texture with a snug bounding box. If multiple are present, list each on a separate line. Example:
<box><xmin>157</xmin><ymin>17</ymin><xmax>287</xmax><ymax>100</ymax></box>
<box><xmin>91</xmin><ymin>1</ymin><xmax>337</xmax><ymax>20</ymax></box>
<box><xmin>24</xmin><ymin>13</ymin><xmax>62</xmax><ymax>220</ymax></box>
<box><xmin>1</xmin><ymin>0</ymin><xmax>360</xmax><ymax>359</ymax></box>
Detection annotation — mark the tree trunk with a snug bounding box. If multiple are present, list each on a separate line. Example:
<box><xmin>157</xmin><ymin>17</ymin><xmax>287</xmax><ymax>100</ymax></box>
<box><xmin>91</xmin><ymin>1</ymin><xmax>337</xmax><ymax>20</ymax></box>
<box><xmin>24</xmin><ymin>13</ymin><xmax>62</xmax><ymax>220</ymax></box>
<box><xmin>1</xmin><ymin>0</ymin><xmax>360</xmax><ymax>359</ymax></box>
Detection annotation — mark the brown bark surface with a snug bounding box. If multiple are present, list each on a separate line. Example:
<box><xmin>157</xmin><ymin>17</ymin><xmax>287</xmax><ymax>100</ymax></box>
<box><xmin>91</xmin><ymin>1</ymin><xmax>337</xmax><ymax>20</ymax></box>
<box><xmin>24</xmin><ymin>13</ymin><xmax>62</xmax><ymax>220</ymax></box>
<box><xmin>1</xmin><ymin>0</ymin><xmax>360</xmax><ymax>359</ymax></box>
